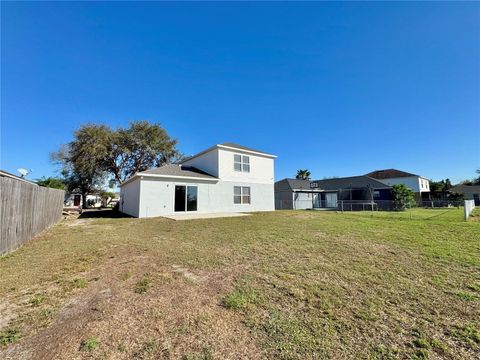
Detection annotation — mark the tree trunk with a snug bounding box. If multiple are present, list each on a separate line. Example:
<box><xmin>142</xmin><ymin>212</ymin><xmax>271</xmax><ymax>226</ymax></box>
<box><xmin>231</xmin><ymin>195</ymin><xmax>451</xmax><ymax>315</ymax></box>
<box><xmin>81</xmin><ymin>189</ymin><xmax>88</xmax><ymax>209</ymax></box>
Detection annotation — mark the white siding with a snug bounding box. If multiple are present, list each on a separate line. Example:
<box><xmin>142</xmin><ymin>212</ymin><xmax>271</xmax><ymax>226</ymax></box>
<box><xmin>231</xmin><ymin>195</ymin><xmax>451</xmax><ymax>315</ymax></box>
<box><xmin>376</xmin><ymin>176</ymin><xmax>429</xmax><ymax>193</ymax></box>
<box><xmin>120</xmin><ymin>178</ymin><xmax>141</xmax><ymax>217</ymax></box>
<box><xmin>135</xmin><ymin>178</ymin><xmax>274</xmax><ymax>218</ymax></box>
<box><xmin>121</xmin><ymin>144</ymin><xmax>276</xmax><ymax>218</ymax></box>
<box><xmin>182</xmin><ymin>148</ymin><xmax>219</xmax><ymax>177</ymax></box>
<box><xmin>218</xmin><ymin>148</ymin><xmax>274</xmax><ymax>184</ymax></box>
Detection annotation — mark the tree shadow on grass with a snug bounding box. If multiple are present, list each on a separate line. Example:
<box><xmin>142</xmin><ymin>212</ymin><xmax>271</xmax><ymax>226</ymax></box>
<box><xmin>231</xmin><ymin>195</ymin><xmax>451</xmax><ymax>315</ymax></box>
<box><xmin>78</xmin><ymin>209</ymin><xmax>132</xmax><ymax>219</ymax></box>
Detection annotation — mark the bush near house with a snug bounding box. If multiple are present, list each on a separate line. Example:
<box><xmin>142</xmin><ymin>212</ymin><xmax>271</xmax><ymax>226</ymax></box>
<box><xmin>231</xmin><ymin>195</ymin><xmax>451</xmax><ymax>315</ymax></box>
<box><xmin>392</xmin><ymin>184</ymin><xmax>416</xmax><ymax>210</ymax></box>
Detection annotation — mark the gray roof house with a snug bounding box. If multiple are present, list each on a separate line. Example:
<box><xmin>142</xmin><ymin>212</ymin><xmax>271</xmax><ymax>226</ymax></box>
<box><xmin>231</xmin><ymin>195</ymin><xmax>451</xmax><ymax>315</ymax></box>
<box><xmin>274</xmin><ymin>179</ymin><xmax>322</xmax><ymax>210</ymax></box>
<box><xmin>450</xmin><ymin>184</ymin><xmax>480</xmax><ymax>205</ymax></box>
<box><xmin>119</xmin><ymin>143</ymin><xmax>276</xmax><ymax>218</ymax></box>
<box><xmin>275</xmin><ymin>176</ymin><xmax>392</xmax><ymax>210</ymax></box>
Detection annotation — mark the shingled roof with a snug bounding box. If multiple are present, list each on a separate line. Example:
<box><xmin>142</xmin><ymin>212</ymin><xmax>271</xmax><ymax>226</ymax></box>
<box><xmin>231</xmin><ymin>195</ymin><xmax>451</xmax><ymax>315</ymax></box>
<box><xmin>311</xmin><ymin>176</ymin><xmax>391</xmax><ymax>191</ymax></box>
<box><xmin>450</xmin><ymin>184</ymin><xmax>480</xmax><ymax>193</ymax></box>
<box><xmin>275</xmin><ymin>178</ymin><xmax>314</xmax><ymax>191</ymax></box>
<box><xmin>138</xmin><ymin>164</ymin><xmax>217</xmax><ymax>179</ymax></box>
<box><xmin>182</xmin><ymin>143</ymin><xmax>276</xmax><ymax>163</ymax></box>
<box><xmin>219</xmin><ymin>142</ymin><xmax>270</xmax><ymax>154</ymax></box>
<box><xmin>366</xmin><ymin>169</ymin><xmax>418</xmax><ymax>179</ymax></box>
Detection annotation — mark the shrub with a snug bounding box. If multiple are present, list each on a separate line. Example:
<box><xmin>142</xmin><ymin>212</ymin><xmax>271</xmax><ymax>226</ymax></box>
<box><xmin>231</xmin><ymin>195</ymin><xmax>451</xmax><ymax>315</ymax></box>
<box><xmin>392</xmin><ymin>184</ymin><xmax>416</xmax><ymax>211</ymax></box>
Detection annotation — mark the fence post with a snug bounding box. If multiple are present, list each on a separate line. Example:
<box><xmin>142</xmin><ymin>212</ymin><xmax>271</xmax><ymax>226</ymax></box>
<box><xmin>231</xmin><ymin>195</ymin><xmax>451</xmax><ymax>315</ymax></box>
<box><xmin>464</xmin><ymin>200</ymin><xmax>475</xmax><ymax>221</ymax></box>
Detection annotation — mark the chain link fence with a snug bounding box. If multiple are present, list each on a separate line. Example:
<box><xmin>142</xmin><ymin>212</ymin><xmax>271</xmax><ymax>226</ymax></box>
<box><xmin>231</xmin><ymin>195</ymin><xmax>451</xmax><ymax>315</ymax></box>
<box><xmin>275</xmin><ymin>199</ymin><xmax>467</xmax><ymax>221</ymax></box>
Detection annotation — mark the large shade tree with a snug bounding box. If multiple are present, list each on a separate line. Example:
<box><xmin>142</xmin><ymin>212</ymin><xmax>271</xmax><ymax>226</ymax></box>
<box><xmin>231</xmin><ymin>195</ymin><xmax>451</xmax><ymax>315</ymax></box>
<box><xmin>52</xmin><ymin>121</ymin><xmax>180</xmax><ymax>208</ymax></box>
<box><xmin>51</xmin><ymin>125</ymin><xmax>111</xmax><ymax>208</ymax></box>
<box><xmin>104</xmin><ymin>121</ymin><xmax>179</xmax><ymax>184</ymax></box>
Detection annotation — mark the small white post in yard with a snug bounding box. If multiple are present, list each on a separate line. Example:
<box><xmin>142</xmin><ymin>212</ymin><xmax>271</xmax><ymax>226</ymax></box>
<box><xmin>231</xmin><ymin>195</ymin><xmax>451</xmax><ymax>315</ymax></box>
<box><xmin>464</xmin><ymin>200</ymin><xmax>475</xmax><ymax>221</ymax></box>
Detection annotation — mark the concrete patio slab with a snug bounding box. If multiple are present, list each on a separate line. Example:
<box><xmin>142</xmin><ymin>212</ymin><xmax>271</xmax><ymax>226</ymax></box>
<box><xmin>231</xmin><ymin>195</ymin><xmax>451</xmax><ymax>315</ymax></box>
<box><xmin>163</xmin><ymin>212</ymin><xmax>251</xmax><ymax>221</ymax></box>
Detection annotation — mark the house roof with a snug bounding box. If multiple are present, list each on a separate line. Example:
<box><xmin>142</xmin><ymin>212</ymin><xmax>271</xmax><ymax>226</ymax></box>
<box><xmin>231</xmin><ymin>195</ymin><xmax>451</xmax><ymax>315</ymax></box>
<box><xmin>182</xmin><ymin>142</ymin><xmax>276</xmax><ymax>163</ymax></box>
<box><xmin>219</xmin><ymin>142</ymin><xmax>270</xmax><ymax>154</ymax></box>
<box><xmin>0</xmin><ymin>169</ymin><xmax>37</xmax><ymax>184</ymax></box>
<box><xmin>366</xmin><ymin>169</ymin><xmax>419</xmax><ymax>179</ymax></box>
<box><xmin>138</xmin><ymin>164</ymin><xmax>217</xmax><ymax>179</ymax></box>
<box><xmin>275</xmin><ymin>178</ymin><xmax>314</xmax><ymax>191</ymax></box>
<box><xmin>450</xmin><ymin>184</ymin><xmax>480</xmax><ymax>194</ymax></box>
<box><xmin>311</xmin><ymin>176</ymin><xmax>391</xmax><ymax>191</ymax></box>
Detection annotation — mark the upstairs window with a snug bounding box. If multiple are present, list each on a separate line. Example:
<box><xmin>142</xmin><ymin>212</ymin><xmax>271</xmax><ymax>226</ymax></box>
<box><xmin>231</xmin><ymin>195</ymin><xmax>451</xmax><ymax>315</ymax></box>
<box><xmin>234</xmin><ymin>154</ymin><xmax>250</xmax><ymax>172</ymax></box>
<box><xmin>234</xmin><ymin>186</ymin><xmax>251</xmax><ymax>204</ymax></box>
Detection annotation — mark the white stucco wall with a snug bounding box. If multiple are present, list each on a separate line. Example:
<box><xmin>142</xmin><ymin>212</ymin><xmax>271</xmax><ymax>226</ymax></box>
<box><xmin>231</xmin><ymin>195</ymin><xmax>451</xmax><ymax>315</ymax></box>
<box><xmin>376</xmin><ymin>176</ymin><xmax>430</xmax><ymax>193</ymax></box>
<box><xmin>121</xmin><ymin>145</ymin><xmax>276</xmax><ymax>218</ymax></box>
<box><xmin>136</xmin><ymin>178</ymin><xmax>274</xmax><ymax>218</ymax></box>
<box><xmin>218</xmin><ymin>148</ymin><xmax>275</xmax><ymax>184</ymax></box>
<box><xmin>182</xmin><ymin>148</ymin><xmax>219</xmax><ymax>177</ymax></box>
<box><xmin>120</xmin><ymin>178</ymin><xmax>141</xmax><ymax>217</ymax></box>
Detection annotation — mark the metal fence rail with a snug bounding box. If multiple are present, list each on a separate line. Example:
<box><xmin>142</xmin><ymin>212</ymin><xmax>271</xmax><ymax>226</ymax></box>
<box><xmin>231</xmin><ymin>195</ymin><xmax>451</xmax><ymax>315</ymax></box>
<box><xmin>275</xmin><ymin>199</ymin><xmax>466</xmax><ymax>220</ymax></box>
<box><xmin>0</xmin><ymin>176</ymin><xmax>64</xmax><ymax>255</ymax></box>
<box><xmin>276</xmin><ymin>199</ymin><xmax>464</xmax><ymax>210</ymax></box>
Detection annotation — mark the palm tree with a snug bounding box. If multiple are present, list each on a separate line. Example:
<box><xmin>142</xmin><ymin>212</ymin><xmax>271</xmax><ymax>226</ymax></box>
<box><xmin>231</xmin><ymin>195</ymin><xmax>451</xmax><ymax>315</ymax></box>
<box><xmin>296</xmin><ymin>169</ymin><xmax>311</xmax><ymax>180</ymax></box>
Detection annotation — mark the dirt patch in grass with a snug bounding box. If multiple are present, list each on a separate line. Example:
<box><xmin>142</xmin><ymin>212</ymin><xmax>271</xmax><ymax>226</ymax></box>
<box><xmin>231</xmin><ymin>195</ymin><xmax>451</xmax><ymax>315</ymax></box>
<box><xmin>1</xmin><ymin>245</ymin><xmax>261</xmax><ymax>359</ymax></box>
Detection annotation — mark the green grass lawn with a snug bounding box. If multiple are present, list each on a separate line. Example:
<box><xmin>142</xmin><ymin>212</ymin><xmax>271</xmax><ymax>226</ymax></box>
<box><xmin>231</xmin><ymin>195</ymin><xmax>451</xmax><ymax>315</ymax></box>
<box><xmin>0</xmin><ymin>209</ymin><xmax>479</xmax><ymax>359</ymax></box>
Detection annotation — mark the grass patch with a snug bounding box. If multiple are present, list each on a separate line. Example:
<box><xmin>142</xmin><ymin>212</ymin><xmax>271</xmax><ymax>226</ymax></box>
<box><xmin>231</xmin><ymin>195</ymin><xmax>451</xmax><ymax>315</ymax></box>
<box><xmin>223</xmin><ymin>285</ymin><xmax>257</xmax><ymax>310</ymax></box>
<box><xmin>369</xmin><ymin>345</ymin><xmax>399</xmax><ymax>359</ymax></box>
<box><xmin>0</xmin><ymin>328</ymin><xmax>21</xmax><ymax>346</ymax></box>
<box><xmin>72</xmin><ymin>277</ymin><xmax>88</xmax><ymax>289</ymax></box>
<box><xmin>182</xmin><ymin>347</ymin><xmax>214</xmax><ymax>360</ymax></box>
<box><xmin>79</xmin><ymin>337</ymin><xmax>100</xmax><ymax>351</ymax></box>
<box><xmin>29</xmin><ymin>293</ymin><xmax>46</xmax><ymax>306</ymax></box>
<box><xmin>467</xmin><ymin>283</ymin><xmax>480</xmax><ymax>292</ymax></box>
<box><xmin>134</xmin><ymin>275</ymin><xmax>151</xmax><ymax>294</ymax></box>
<box><xmin>456</xmin><ymin>291</ymin><xmax>477</xmax><ymax>301</ymax></box>
<box><xmin>0</xmin><ymin>209</ymin><xmax>479</xmax><ymax>358</ymax></box>
<box><xmin>132</xmin><ymin>339</ymin><xmax>158</xmax><ymax>358</ymax></box>
<box><xmin>451</xmin><ymin>324</ymin><xmax>480</xmax><ymax>348</ymax></box>
<box><xmin>122</xmin><ymin>271</ymin><xmax>133</xmax><ymax>280</ymax></box>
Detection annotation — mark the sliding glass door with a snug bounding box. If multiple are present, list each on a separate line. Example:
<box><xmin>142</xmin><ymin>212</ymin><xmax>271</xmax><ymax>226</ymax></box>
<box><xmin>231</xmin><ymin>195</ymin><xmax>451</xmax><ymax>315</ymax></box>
<box><xmin>174</xmin><ymin>185</ymin><xmax>198</xmax><ymax>212</ymax></box>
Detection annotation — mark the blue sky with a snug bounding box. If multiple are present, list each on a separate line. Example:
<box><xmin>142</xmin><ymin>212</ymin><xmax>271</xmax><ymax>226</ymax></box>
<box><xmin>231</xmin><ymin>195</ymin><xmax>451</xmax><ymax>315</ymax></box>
<box><xmin>1</xmin><ymin>2</ymin><xmax>479</xmax><ymax>183</ymax></box>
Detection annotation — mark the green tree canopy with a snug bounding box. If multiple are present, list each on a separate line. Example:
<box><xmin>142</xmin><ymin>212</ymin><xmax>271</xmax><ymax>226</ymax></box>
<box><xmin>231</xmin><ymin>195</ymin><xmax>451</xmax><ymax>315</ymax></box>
<box><xmin>35</xmin><ymin>176</ymin><xmax>65</xmax><ymax>190</ymax></box>
<box><xmin>296</xmin><ymin>169</ymin><xmax>311</xmax><ymax>180</ymax></box>
<box><xmin>429</xmin><ymin>178</ymin><xmax>452</xmax><ymax>193</ymax></box>
<box><xmin>391</xmin><ymin>184</ymin><xmax>416</xmax><ymax>211</ymax></box>
<box><xmin>104</xmin><ymin>121</ymin><xmax>180</xmax><ymax>184</ymax></box>
<box><xmin>52</xmin><ymin>121</ymin><xmax>179</xmax><ymax>208</ymax></box>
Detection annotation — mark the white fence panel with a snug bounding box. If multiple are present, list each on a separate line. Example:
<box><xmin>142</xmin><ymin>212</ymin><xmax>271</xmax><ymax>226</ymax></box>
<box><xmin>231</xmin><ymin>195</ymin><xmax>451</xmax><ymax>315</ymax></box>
<box><xmin>464</xmin><ymin>199</ymin><xmax>475</xmax><ymax>221</ymax></box>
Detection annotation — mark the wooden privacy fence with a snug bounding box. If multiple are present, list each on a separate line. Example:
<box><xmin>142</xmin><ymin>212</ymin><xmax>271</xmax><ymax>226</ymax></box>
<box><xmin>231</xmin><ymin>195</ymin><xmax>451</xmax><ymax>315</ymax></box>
<box><xmin>0</xmin><ymin>175</ymin><xmax>65</xmax><ymax>255</ymax></box>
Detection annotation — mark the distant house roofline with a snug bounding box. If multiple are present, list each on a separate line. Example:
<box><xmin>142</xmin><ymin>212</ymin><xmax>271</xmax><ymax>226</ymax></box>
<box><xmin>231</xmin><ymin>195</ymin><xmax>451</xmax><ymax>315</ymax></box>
<box><xmin>181</xmin><ymin>142</ymin><xmax>276</xmax><ymax>164</ymax></box>
<box><xmin>120</xmin><ymin>164</ymin><xmax>219</xmax><ymax>187</ymax></box>
<box><xmin>366</xmin><ymin>168</ymin><xmax>427</xmax><ymax>180</ymax></box>
<box><xmin>0</xmin><ymin>169</ymin><xmax>37</xmax><ymax>185</ymax></box>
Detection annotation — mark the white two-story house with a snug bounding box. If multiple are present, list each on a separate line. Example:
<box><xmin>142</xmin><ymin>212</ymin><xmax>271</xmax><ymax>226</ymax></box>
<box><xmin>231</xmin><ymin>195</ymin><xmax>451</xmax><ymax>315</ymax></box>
<box><xmin>119</xmin><ymin>143</ymin><xmax>276</xmax><ymax>218</ymax></box>
<box><xmin>365</xmin><ymin>169</ymin><xmax>431</xmax><ymax>201</ymax></box>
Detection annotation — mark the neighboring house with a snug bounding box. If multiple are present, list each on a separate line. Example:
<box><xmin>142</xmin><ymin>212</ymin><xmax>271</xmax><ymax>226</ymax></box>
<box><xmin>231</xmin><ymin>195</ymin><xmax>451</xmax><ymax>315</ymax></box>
<box><xmin>366</xmin><ymin>169</ymin><xmax>430</xmax><ymax>200</ymax></box>
<box><xmin>275</xmin><ymin>176</ymin><xmax>392</xmax><ymax>210</ymax></box>
<box><xmin>119</xmin><ymin>142</ymin><xmax>276</xmax><ymax>218</ymax></box>
<box><xmin>310</xmin><ymin>176</ymin><xmax>392</xmax><ymax>209</ymax></box>
<box><xmin>64</xmin><ymin>193</ymin><xmax>103</xmax><ymax>208</ymax></box>
<box><xmin>64</xmin><ymin>193</ymin><xmax>82</xmax><ymax>207</ymax></box>
<box><xmin>450</xmin><ymin>184</ymin><xmax>480</xmax><ymax>205</ymax></box>
<box><xmin>274</xmin><ymin>179</ymin><xmax>322</xmax><ymax>210</ymax></box>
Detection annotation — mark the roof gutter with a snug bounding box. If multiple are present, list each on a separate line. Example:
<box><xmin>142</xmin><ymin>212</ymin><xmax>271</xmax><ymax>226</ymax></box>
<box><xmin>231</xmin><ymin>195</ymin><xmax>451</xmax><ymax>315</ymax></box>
<box><xmin>182</xmin><ymin>144</ymin><xmax>277</xmax><ymax>163</ymax></box>
<box><xmin>120</xmin><ymin>173</ymin><xmax>219</xmax><ymax>187</ymax></box>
